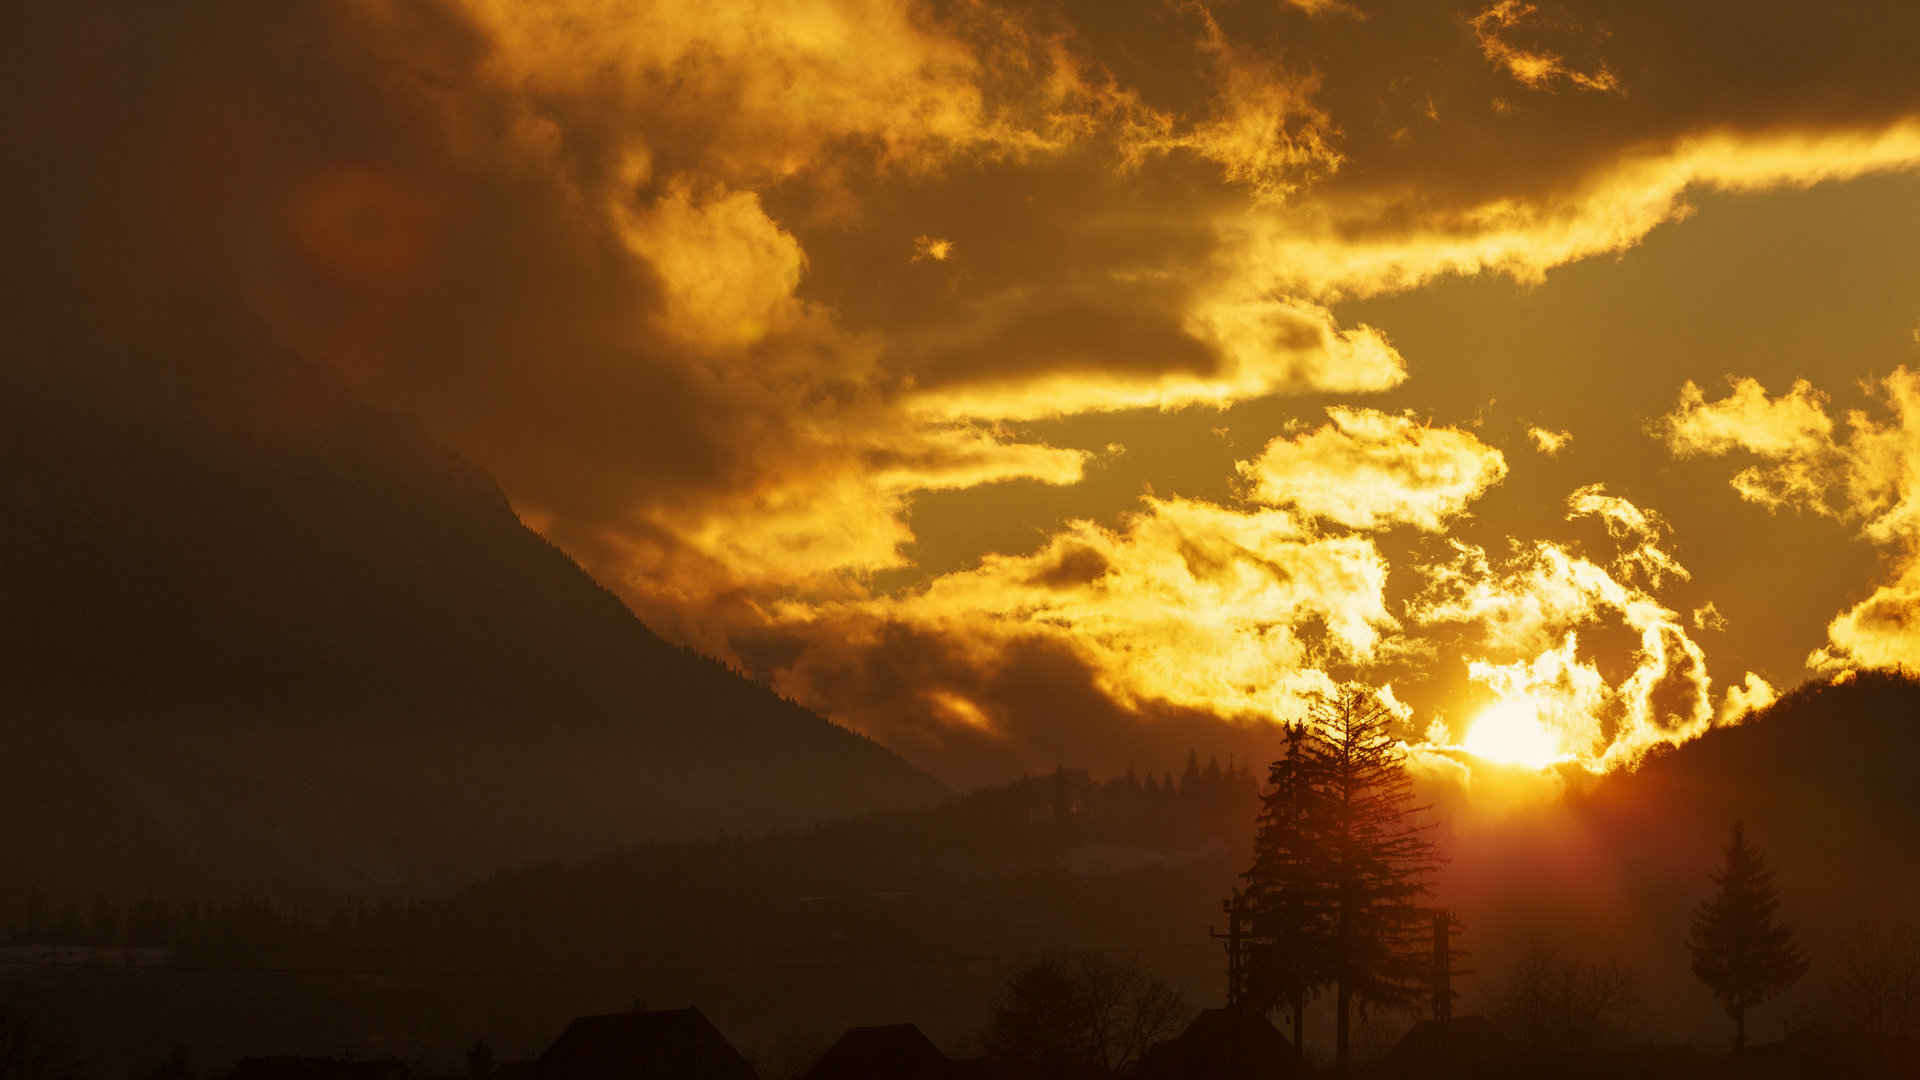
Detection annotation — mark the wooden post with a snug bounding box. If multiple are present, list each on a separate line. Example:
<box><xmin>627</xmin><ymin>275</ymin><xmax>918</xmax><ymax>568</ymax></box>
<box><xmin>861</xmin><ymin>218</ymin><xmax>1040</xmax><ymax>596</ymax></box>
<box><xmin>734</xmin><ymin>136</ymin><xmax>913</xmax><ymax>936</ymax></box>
<box><xmin>1210</xmin><ymin>890</ymin><xmax>1244</xmax><ymax>1006</ymax></box>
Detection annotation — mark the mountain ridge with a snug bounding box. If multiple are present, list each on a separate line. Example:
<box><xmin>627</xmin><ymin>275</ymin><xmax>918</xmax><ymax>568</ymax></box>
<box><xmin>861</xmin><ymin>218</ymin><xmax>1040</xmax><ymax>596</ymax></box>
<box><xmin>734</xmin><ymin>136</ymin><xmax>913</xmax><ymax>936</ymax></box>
<box><xmin>0</xmin><ymin>298</ymin><xmax>947</xmax><ymax>898</ymax></box>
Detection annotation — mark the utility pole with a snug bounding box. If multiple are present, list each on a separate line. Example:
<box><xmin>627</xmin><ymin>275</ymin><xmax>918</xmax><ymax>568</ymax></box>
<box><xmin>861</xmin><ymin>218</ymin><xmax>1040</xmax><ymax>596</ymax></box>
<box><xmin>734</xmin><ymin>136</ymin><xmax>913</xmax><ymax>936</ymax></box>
<box><xmin>1430</xmin><ymin>909</ymin><xmax>1469</xmax><ymax>1026</ymax></box>
<box><xmin>1210</xmin><ymin>890</ymin><xmax>1245</xmax><ymax>1006</ymax></box>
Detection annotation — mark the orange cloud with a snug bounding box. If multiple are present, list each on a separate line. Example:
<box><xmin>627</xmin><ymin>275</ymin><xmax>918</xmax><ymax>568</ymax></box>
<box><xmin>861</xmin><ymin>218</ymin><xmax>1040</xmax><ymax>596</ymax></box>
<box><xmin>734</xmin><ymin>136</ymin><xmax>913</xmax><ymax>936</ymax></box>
<box><xmin>1661</xmin><ymin>376</ymin><xmax>1838</xmax><ymax>457</ymax></box>
<box><xmin>1238</xmin><ymin>407</ymin><xmax>1508</xmax><ymax>531</ymax></box>
<box><xmin>1657</xmin><ymin>368</ymin><xmax>1920</xmax><ymax>673</ymax></box>
<box><xmin>616</xmin><ymin>179</ymin><xmax>819</xmax><ymax>349</ymax></box>
<box><xmin>910</xmin><ymin>235</ymin><xmax>954</xmax><ymax>262</ymax></box>
<box><xmin>1119</xmin><ymin>3</ymin><xmax>1343</xmax><ymax>203</ymax></box>
<box><xmin>1527</xmin><ymin>426</ymin><xmax>1572</xmax><ymax>455</ymax></box>
<box><xmin>1224</xmin><ymin>122</ymin><xmax>1920</xmax><ymax>303</ymax></box>
<box><xmin>461</xmin><ymin>0</ymin><xmax>1073</xmax><ymax>183</ymax></box>
<box><xmin>738</xmin><ymin>492</ymin><xmax>1403</xmax><ymax>780</ymax></box>
<box><xmin>1470</xmin><ymin>1</ymin><xmax>1621</xmax><ymax>95</ymax></box>
<box><xmin>1285</xmin><ymin>0</ymin><xmax>1364</xmax><ymax>16</ymax></box>
<box><xmin>1410</xmin><ymin>487</ymin><xmax>1723</xmax><ymax>768</ymax></box>
<box><xmin>1691</xmin><ymin>601</ymin><xmax>1726</xmax><ymax>632</ymax></box>
<box><xmin>876</xmin><ymin>495</ymin><xmax>1397</xmax><ymax>709</ymax></box>
<box><xmin>903</xmin><ymin>298</ymin><xmax>1406</xmax><ymax>421</ymax></box>
<box><xmin>1718</xmin><ymin>671</ymin><xmax>1777</xmax><ymax>723</ymax></box>
<box><xmin>1565</xmin><ymin>483</ymin><xmax>1688</xmax><ymax>588</ymax></box>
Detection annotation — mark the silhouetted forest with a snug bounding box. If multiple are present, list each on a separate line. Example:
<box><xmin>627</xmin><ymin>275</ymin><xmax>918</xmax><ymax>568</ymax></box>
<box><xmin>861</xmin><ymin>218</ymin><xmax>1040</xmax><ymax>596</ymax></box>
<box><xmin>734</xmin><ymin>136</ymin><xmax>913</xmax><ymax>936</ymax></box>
<box><xmin>2</xmin><ymin>760</ymin><xmax>1257</xmax><ymax>956</ymax></box>
<box><xmin>0</xmin><ymin>759</ymin><xmax>1257</xmax><ymax>1076</ymax></box>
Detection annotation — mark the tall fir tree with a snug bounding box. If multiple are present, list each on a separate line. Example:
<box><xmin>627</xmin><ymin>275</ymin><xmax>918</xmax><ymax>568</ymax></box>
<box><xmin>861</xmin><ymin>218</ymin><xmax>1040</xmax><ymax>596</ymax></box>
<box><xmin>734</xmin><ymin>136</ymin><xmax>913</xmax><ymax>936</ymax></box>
<box><xmin>1312</xmin><ymin>685</ymin><xmax>1442</xmax><ymax>1071</ymax></box>
<box><xmin>1687</xmin><ymin>822</ymin><xmax>1807</xmax><ymax>1055</ymax></box>
<box><xmin>1240</xmin><ymin>721</ymin><xmax>1326</xmax><ymax>1061</ymax></box>
<box><xmin>1237</xmin><ymin>685</ymin><xmax>1441</xmax><ymax>1072</ymax></box>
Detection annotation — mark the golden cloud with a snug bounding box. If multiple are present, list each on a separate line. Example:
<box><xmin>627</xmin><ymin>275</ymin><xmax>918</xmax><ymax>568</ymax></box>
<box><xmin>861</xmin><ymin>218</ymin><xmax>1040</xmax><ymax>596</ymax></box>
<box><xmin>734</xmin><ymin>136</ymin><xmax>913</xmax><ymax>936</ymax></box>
<box><xmin>1527</xmin><ymin>426</ymin><xmax>1573</xmax><ymax>455</ymax></box>
<box><xmin>1661</xmin><ymin>376</ymin><xmax>1838</xmax><ymax>458</ymax></box>
<box><xmin>903</xmin><ymin>298</ymin><xmax>1406</xmax><ymax>421</ymax></box>
<box><xmin>1565</xmin><ymin>483</ymin><xmax>1688</xmax><ymax>588</ymax></box>
<box><xmin>1658</xmin><ymin>367</ymin><xmax>1920</xmax><ymax>673</ymax></box>
<box><xmin>1691</xmin><ymin>601</ymin><xmax>1726</xmax><ymax>632</ymax></box>
<box><xmin>460</xmin><ymin>0</ymin><xmax>1070</xmax><ymax>183</ymax></box>
<box><xmin>603</xmin><ymin>423</ymin><xmax>1091</xmax><ymax>616</ymax></box>
<box><xmin>910</xmin><ymin>235</ymin><xmax>954</xmax><ymax>262</ymax></box>
<box><xmin>747</xmin><ymin>428</ymin><xmax>1738</xmax><ymax>779</ymax></box>
<box><xmin>734</xmin><ymin>492</ymin><xmax>1404</xmax><ymax>781</ymax></box>
<box><xmin>1817</xmin><ymin>563</ymin><xmax>1920</xmax><ymax>673</ymax></box>
<box><xmin>1118</xmin><ymin>4</ymin><xmax>1343</xmax><ymax>203</ymax></box>
<box><xmin>1284</xmin><ymin>0</ymin><xmax>1365</xmax><ymax>17</ymax></box>
<box><xmin>884</xmin><ymin>495</ymin><xmax>1398</xmax><ymax>701</ymax></box>
<box><xmin>617</xmin><ymin>179</ymin><xmax>819</xmax><ymax>349</ymax></box>
<box><xmin>1223</xmin><ymin>121</ymin><xmax>1920</xmax><ymax>302</ymax></box>
<box><xmin>1469</xmin><ymin>1</ymin><xmax>1621</xmax><ymax>95</ymax></box>
<box><xmin>1718</xmin><ymin>671</ymin><xmax>1777</xmax><ymax>724</ymax></box>
<box><xmin>1410</xmin><ymin>487</ymin><xmax>1721</xmax><ymax>768</ymax></box>
<box><xmin>1238</xmin><ymin>407</ymin><xmax>1508</xmax><ymax>531</ymax></box>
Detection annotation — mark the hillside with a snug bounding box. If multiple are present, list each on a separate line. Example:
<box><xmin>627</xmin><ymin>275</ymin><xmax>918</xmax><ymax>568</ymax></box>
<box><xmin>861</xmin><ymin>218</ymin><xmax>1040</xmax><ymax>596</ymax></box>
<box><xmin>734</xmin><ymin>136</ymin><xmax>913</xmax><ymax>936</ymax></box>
<box><xmin>1435</xmin><ymin>670</ymin><xmax>1920</xmax><ymax>1047</ymax></box>
<box><xmin>0</xmin><ymin>762</ymin><xmax>1261</xmax><ymax>1071</ymax></box>
<box><xmin>0</xmin><ymin>299</ymin><xmax>946</xmax><ymax>898</ymax></box>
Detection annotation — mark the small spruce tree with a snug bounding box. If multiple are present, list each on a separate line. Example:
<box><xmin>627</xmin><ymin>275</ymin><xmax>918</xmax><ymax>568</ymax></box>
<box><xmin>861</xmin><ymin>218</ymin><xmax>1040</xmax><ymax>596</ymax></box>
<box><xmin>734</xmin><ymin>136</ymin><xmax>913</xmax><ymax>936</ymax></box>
<box><xmin>1686</xmin><ymin>822</ymin><xmax>1807</xmax><ymax>1055</ymax></box>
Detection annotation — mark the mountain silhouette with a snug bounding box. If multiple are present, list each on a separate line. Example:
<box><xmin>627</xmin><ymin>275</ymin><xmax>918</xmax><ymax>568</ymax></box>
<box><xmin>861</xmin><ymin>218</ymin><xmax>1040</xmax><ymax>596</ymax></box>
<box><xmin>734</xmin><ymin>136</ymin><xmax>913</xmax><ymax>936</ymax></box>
<box><xmin>1437</xmin><ymin>670</ymin><xmax>1920</xmax><ymax>1046</ymax></box>
<box><xmin>0</xmin><ymin>299</ymin><xmax>945</xmax><ymax>898</ymax></box>
<box><xmin>1561</xmin><ymin>671</ymin><xmax>1914</xmax><ymax>895</ymax></box>
<box><xmin>1576</xmin><ymin>670</ymin><xmax>1920</xmax><ymax>948</ymax></box>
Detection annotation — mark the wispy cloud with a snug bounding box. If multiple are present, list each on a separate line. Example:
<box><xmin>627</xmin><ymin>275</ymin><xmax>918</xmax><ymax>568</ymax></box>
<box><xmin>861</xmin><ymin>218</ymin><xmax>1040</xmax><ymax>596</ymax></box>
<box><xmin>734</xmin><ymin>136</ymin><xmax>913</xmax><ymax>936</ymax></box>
<box><xmin>1658</xmin><ymin>368</ymin><xmax>1920</xmax><ymax>672</ymax></box>
<box><xmin>1470</xmin><ymin>1</ymin><xmax>1622</xmax><ymax>94</ymax></box>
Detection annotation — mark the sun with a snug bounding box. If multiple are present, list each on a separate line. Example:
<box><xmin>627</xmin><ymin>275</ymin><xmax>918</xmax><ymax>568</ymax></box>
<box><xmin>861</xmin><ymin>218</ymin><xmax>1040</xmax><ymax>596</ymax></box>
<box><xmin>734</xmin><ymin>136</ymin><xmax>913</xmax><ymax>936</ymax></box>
<box><xmin>1463</xmin><ymin>697</ymin><xmax>1564</xmax><ymax>769</ymax></box>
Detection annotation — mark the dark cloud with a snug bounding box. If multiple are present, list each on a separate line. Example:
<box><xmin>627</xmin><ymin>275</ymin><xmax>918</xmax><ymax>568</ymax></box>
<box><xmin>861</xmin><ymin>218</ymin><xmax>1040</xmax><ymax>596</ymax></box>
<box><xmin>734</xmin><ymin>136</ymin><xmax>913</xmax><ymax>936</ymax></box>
<box><xmin>1024</xmin><ymin>543</ymin><xmax>1113</xmax><ymax>588</ymax></box>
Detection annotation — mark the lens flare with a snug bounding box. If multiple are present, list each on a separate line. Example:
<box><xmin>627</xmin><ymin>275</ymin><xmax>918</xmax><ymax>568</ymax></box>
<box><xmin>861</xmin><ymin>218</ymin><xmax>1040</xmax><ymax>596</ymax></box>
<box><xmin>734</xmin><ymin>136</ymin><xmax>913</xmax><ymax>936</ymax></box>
<box><xmin>1463</xmin><ymin>697</ymin><xmax>1564</xmax><ymax>768</ymax></box>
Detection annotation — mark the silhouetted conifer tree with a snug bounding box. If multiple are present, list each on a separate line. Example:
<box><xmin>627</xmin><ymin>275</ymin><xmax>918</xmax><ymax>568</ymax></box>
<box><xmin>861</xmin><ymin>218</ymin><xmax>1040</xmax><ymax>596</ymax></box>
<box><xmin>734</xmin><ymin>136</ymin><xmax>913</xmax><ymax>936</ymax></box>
<box><xmin>1687</xmin><ymin>822</ymin><xmax>1807</xmax><ymax>1055</ymax></box>
<box><xmin>1240</xmin><ymin>721</ymin><xmax>1325</xmax><ymax>1059</ymax></box>
<box><xmin>1315</xmin><ymin>686</ymin><xmax>1442</xmax><ymax>1071</ymax></box>
<box><xmin>1240</xmin><ymin>685</ymin><xmax>1440</xmax><ymax>1072</ymax></box>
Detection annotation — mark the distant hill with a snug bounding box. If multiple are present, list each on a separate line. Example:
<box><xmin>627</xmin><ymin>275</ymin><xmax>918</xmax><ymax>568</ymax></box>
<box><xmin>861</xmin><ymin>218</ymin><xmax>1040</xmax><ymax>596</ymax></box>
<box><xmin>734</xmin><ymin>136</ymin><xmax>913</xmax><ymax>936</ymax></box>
<box><xmin>0</xmin><ymin>299</ymin><xmax>946</xmax><ymax>898</ymax></box>
<box><xmin>1580</xmin><ymin>669</ymin><xmax>1920</xmax><ymax>904</ymax></box>
<box><xmin>1438</xmin><ymin>670</ymin><xmax>1920</xmax><ymax>1045</ymax></box>
<box><xmin>0</xmin><ymin>762</ymin><xmax>1260</xmax><ymax>1068</ymax></box>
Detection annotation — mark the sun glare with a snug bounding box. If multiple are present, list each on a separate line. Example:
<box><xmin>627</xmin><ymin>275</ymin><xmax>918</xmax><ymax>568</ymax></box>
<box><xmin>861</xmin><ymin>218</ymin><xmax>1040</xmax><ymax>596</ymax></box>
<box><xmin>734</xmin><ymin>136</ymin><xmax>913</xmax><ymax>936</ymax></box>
<box><xmin>1463</xmin><ymin>697</ymin><xmax>1564</xmax><ymax>769</ymax></box>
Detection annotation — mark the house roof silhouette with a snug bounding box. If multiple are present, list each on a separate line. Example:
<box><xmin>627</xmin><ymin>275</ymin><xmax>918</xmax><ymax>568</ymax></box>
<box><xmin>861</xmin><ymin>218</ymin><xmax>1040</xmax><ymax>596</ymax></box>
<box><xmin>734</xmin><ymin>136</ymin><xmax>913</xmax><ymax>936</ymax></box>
<box><xmin>536</xmin><ymin>1007</ymin><xmax>758</xmax><ymax>1080</ymax></box>
<box><xmin>803</xmin><ymin>1024</ymin><xmax>951</xmax><ymax>1080</ymax></box>
<box><xmin>1135</xmin><ymin>1006</ymin><xmax>1298</xmax><ymax>1080</ymax></box>
<box><xmin>1380</xmin><ymin>1015</ymin><xmax>1511</xmax><ymax>1078</ymax></box>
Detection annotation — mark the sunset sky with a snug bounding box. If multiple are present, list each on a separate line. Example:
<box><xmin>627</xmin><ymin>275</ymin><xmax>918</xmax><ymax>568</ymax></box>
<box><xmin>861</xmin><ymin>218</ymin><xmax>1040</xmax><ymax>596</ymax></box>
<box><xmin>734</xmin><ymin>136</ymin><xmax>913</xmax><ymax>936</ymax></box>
<box><xmin>21</xmin><ymin>0</ymin><xmax>1920</xmax><ymax>788</ymax></box>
